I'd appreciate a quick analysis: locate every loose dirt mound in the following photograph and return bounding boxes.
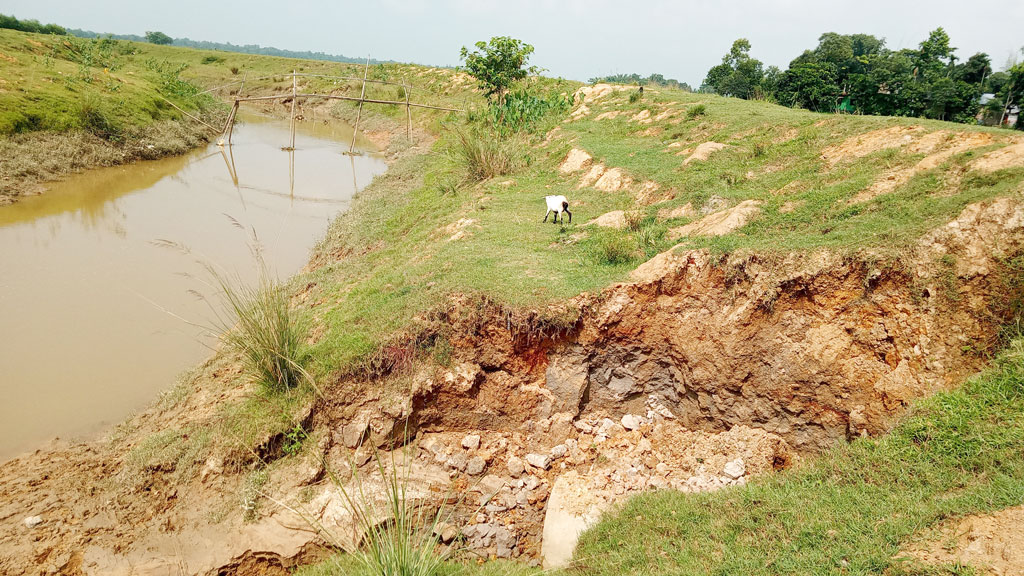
[578,164,606,188]
[594,110,624,121]
[821,125,923,167]
[559,148,593,173]
[669,199,761,238]
[573,84,631,104]
[443,218,479,241]
[907,506,1024,575]
[631,110,652,124]
[593,167,632,192]
[683,142,727,165]
[971,142,1024,172]
[588,211,626,228]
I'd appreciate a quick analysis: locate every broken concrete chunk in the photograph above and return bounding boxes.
[526,453,552,470]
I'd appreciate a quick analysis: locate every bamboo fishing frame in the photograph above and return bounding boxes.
[215,66,464,153]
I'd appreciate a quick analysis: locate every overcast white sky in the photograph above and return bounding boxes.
[5,0,1022,85]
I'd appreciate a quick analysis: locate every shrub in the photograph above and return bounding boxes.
[201,55,225,64]
[230,66,240,75]
[687,104,707,119]
[449,126,524,181]
[629,90,643,104]
[481,89,574,135]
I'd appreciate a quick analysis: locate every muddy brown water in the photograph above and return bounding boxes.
[0,114,387,462]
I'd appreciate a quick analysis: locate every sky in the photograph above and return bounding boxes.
[4,0,1022,86]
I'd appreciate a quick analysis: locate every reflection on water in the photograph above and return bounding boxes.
[0,113,388,461]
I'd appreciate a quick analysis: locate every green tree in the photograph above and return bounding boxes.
[459,36,537,104]
[145,31,173,45]
[701,38,766,99]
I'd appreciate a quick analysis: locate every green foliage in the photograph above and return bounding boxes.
[628,91,642,104]
[282,424,307,457]
[201,54,225,64]
[701,38,767,99]
[593,233,637,265]
[480,89,574,135]
[145,30,173,45]
[576,336,1024,575]
[765,29,993,123]
[0,13,65,35]
[686,104,707,119]
[459,36,537,103]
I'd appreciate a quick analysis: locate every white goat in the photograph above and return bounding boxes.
[543,195,572,224]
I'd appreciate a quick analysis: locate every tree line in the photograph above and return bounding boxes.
[0,13,66,35]
[701,29,1023,127]
[589,73,693,92]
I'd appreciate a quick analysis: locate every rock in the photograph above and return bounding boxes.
[669,199,762,239]
[526,453,552,470]
[636,438,652,454]
[507,456,526,478]
[560,148,593,173]
[545,351,590,415]
[723,458,746,479]
[495,526,516,558]
[23,516,42,529]
[596,418,617,436]
[434,521,459,543]
[342,419,369,448]
[573,420,593,434]
[541,472,609,569]
[462,434,481,451]
[447,452,469,472]
[467,456,486,476]
[550,444,568,460]
[621,414,642,431]
[525,475,542,491]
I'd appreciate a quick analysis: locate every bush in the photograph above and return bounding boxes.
[687,104,707,119]
[481,89,574,135]
[201,55,225,64]
[449,126,525,181]
[629,90,643,104]
[77,96,121,140]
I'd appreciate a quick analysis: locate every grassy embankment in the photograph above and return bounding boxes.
[0,27,471,202]
[244,82,1023,574]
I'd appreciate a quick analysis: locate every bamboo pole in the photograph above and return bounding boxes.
[226,100,240,144]
[349,56,370,153]
[288,70,297,150]
[156,95,221,134]
[403,75,412,144]
[238,72,247,98]
[233,93,462,112]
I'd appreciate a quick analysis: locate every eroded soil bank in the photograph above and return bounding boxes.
[1,195,1022,575]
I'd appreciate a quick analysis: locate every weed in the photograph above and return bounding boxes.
[241,466,269,522]
[201,55,225,64]
[752,141,768,158]
[448,125,525,181]
[629,90,643,104]
[282,424,308,457]
[687,104,707,119]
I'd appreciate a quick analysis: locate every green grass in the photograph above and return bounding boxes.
[571,336,1024,576]
[296,83,1024,381]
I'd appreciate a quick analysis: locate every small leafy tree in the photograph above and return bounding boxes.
[145,30,173,45]
[460,36,537,104]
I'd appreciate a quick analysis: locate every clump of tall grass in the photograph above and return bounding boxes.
[153,225,309,394]
[687,103,707,119]
[594,233,637,265]
[449,125,525,181]
[209,252,309,393]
